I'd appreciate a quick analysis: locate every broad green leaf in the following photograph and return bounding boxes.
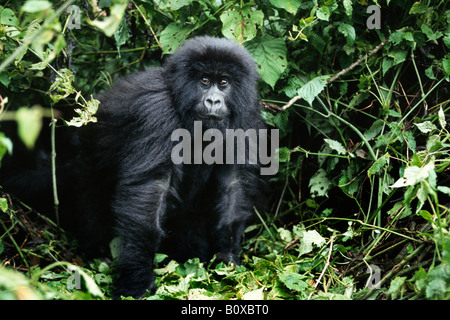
[153,0,194,11]
[160,22,192,55]
[0,198,8,213]
[16,106,43,149]
[324,138,347,155]
[421,24,443,41]
[337,23,355,46]
[245,35,287,88]
[409,1,428,14]
[21,0,52,13]
[298,229,326,256]
[390,162,434,188]
[278,271,310,291]
[368,154,389,175]
[387,276,406,299]
[414,121,437,133]
[364,119,385,140]
[220,5,263,43]
[0,8,19,26]
[242,287,265,300]
[309,168,331,197]
[316,6,330,21]
[298,76,328,106]
[268,0,302,14]
[88,0,128,37]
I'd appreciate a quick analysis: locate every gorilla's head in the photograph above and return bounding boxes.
[165,36,259,129]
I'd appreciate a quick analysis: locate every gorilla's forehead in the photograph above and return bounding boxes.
[166,36,257,81]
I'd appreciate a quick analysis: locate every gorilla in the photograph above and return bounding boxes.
[1,36,268,299]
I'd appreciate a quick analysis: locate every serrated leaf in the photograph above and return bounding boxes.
[414,121,437,133]
[245,35,287,88]
[368,154,389,175]
[309,168,331,197]
[324,138,347,155]
[268,0,302,14]
[390,162,434,188]
[278,272,310,291]
[298,230,326,256]
[160,22,192,55]
[220,5,263,43]
[298,76,328,106]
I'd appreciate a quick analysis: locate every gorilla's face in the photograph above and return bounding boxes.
[195,73,231,121]
[164,37,259,130]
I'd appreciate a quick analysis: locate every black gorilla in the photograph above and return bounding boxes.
[1,36,267,299]
[79,36,266,298]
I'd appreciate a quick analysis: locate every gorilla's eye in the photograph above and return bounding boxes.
[200,77,210,85]
[219,79,229,86]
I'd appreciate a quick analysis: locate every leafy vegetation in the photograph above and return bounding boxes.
[1,0,449,300]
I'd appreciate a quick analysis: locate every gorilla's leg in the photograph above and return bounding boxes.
[112,177,171,299]
[212,168,254,265]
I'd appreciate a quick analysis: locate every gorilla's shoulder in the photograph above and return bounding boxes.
[95,67,172,116]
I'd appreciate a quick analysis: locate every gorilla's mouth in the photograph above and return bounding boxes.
[197,111,226,121]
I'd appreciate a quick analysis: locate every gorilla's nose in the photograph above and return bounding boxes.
[204,94,223,112]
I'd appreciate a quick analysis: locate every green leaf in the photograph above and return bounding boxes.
[421,24,443,41]
[387,276,406,299]
[337,23,356,46]
[0,198,8,213]
[153,0,194,11]
[268,0,302,14]
[298,229,326,256]
[0,8,19,26]
[88,0,128,37]
[21,0,52,13]
[220,5,263,43]
[368,154,389,176]
[443,53,450,75]
[160,22,193,55]
[438,106,447,129]
[278,271,310,291]
[414,121,437,133]
[409,1,428,14]
[390,162,434,188]
[324,138,347,155]
[245,35,287,88]
[309,168,331,198]
[316,6,331,21]
[298,76,328,106]
[16,106,44,149]
[242,287,265,300]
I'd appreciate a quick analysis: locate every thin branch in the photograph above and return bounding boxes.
[308,235,334,300]
[280,38,389,111]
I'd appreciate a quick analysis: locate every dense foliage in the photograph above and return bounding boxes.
[0,0,449,300]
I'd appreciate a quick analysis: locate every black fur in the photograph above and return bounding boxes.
[1,36,266,299]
